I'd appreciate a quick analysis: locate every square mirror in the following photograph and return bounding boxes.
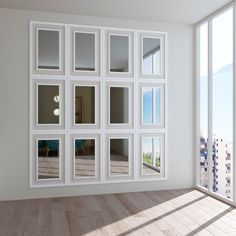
[37,139,60,180]
[142,37,161,75]
[109,35,129,73]
[142,86,162,126]
[109,138,129,176]
[142,137,161,175]
[37,29,60,70]
[74,139,95,178]
[37,84,60,125]
[74,86,95,124]
[74,32,95,72]
[110,87,129,124]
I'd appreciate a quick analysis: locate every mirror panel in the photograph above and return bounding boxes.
[110,35,129,73]
[142,137,161,175]
[110,139,129,176]
[38,29,60,70]
[37,139,60,180]
[38,85,60,124]
[75,86,95,124]
[74,32,95,71]
[74,139,95,178]
[110,87,129,124]
[142,37,161,75]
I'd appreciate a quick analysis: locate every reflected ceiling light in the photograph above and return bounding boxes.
[53,108,60,116]
[54,95,60,103]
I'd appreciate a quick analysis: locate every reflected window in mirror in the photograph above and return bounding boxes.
[142,87,161,125]
[142,137,161,175]
[74,86,95,124]
[110,87,129,124]
[37,29,60,70]
[110,35,129,73]
[74,139,95,178]
[37,85,60,124]
[142,37,161,75]
[74,32,95,71]
[109,138,129,176]
[37,139,60,180]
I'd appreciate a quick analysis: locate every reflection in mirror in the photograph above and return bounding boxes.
[110,87,129,124]
[37,139,60,180]
[38,30,60,70]
[75,86,95,124]
[75,32,95,71]
[142,88,153,124]
[142,87,161,125]
[38,85,60,124]
[110,139,129,176]
[110,35,129,73]
[74,139,95,177]
[155,88,161,124]
[142,37,161,75]
[142,137,161,175]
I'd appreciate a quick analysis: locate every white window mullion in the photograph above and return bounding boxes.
[233,3,236,203]
[208,19,213,192]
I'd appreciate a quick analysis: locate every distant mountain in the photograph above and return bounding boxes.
[215,63,232,75]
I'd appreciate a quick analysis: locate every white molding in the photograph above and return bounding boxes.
[29,21,168,188]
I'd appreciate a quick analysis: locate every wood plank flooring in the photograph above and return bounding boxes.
[1,189,236,236]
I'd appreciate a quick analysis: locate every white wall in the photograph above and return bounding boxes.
[0,7,194,201]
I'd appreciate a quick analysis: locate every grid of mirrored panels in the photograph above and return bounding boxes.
[30,22,166,187]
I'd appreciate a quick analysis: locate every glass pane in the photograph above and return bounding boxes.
[142,88,153,124]
[199,22,208,189]
[38,30,59,70]
[110,87,129,124]
[38,85,60,124]
[212,8,233,199]
[142,137,160,175]
[74,139,95,177]
[110,139,129,176]
[155,88,161,124]
[37,140,59,180]
[75,86,95,124]
[110,35,129,72]
[142,37,161,75]
[75,32,95,71]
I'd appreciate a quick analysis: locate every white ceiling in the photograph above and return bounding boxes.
[0,0,232,24]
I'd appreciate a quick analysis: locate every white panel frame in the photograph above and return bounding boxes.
[32,79,65,130]
[105,81,133,129]
[69,134,100,184]
[105,133,134,181]
[70,80,100,129]
[32,23,65,75]
[138,32,166,79]
[138,133,165,180]
[139,83,165,129]
[105,29,134,78]
[31,134,65,187]
[70,26,100,76]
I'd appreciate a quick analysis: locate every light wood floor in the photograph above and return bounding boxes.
[1,189,236,236]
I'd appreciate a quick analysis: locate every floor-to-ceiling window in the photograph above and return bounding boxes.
[197,6,234,201]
